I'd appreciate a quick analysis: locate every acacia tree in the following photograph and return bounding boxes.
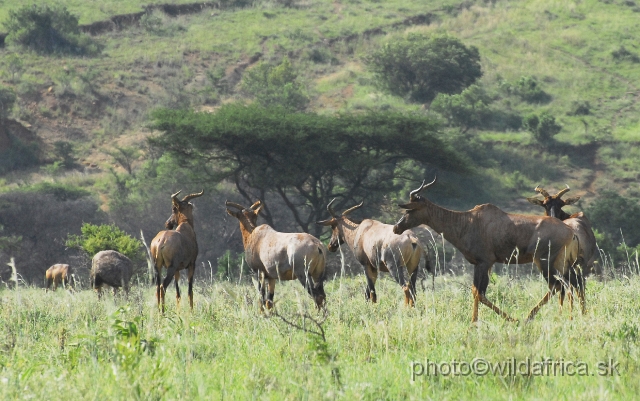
[368,33,482,104]
[149,103,467,236]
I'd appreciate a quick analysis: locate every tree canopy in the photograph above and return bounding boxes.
[367,33,482,104]
[149,103,467,235]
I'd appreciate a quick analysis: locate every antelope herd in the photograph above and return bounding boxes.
[44,178,596,324]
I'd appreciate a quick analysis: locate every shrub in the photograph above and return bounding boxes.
[66,223,144,266]
[523,112,562,143]
[431,85,490,133]
[0,86,16,119]
[586,191,640,249]
[511,76,552,104]
[22,182,90,201]
[0,136,39,174]
[240,57,309,111]
[53,141,76,169]
[367,33,482,104]
[3,4,99,55]
[611,46,640,63]
[567,100,591,116]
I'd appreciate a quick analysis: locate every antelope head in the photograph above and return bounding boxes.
[316,198,364,252]
[393,176,437,234]
[526,184,581,219]
[165,189,204,229]
[225,200,263,233]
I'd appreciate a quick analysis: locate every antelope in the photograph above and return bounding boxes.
[393,177,585,323]
[527,185,598,304]
[151,190,204,312]
[45,264,71,291]
[225,200,326,309]
[316,199,430,307]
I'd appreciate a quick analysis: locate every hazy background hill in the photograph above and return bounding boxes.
[1,0,639,284]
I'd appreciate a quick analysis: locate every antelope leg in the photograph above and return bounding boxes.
[473,286,519,323]
[526,283,561,321]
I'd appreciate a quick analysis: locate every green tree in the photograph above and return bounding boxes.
[66,223,144,265]
[106,146,141,175]
[367,33,482,104]
[523,112,562,143]
[149,103,467,236]
[3,4,97,54]
[5,53,23,83]
[240,57,310,111]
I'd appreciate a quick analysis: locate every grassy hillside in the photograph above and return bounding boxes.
[1,0,640,275]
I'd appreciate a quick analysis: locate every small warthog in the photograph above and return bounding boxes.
[45,263,71,291]
[90,250,133,298]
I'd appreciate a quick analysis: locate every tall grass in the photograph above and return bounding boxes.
[1,258,639,399]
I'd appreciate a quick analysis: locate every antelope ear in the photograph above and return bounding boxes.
[253,204,263,216]
[398,202,421,210]
[564,196,581,205]
[250,200,262,210]
[225,208,237,218]
[316,218,334,226]
[526,196,544,206]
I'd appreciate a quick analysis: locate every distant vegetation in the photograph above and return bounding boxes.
[0,0,639,280]
[3,4,99,55]
[66,223,144,267]
[367,33,482,104]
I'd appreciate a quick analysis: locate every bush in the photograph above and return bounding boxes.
[22,182,90,201]
[586,191,640,249]
[66,223,144,266]
[506,76,552,104]
[0,135,39,174]
[567,100,591,116]
[367,33,482,104]
[240,57,310,111]
[523,112,562,143]
[612,46,640,63]
[3,4,99,55]
[431,85,491,133]
[53,141,76,169]
[0,86,17,119]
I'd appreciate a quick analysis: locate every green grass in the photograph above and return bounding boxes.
[1,271,639,399]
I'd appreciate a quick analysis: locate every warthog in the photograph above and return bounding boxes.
[91,250,133,298]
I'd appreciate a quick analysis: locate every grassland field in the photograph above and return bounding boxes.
[1,262,640,400]
[2,1,640,398]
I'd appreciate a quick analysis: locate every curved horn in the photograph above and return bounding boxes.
[409,176,437,200]
[171,190,182,202]
[225,201,245,210]
[182,190,204,202]
[534,185,550,198]
[342,200,364,216]
[326,198,338,218]
[554,184,570,199]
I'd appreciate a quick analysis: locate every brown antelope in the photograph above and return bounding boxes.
[225,200,326,309]
[527,185,598,308]
[151,190,203,312]
[393,177,585,323]
[45,264,71,291]
[316,199,430,307]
